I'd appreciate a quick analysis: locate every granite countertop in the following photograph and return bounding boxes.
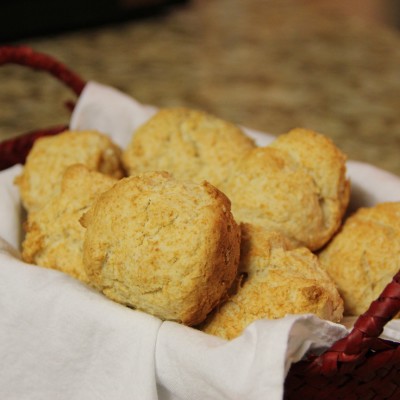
[1,0,400,175]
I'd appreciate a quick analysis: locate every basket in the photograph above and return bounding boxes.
[0,46,86,171]
[1,46,400,399]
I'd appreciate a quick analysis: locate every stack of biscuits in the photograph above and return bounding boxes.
[16,107,400,340]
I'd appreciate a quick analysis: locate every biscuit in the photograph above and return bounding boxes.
[221,128,349,250]
[21,164,118,283]
[121,107,255,187]
[80,171,241,326]
[319,202,400,316]
[15,130,124,213]
[201,223,344,340]
[270,128,350,240]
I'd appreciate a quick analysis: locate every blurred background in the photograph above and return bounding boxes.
[1,0,399,175]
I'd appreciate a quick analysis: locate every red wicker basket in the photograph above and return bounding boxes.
[0,46,86,171]
[1,46,400,399]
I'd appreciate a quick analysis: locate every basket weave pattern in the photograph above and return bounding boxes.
[1,46,400,400]
[284,271,400,398]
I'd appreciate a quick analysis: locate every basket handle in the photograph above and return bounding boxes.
[0,46,85,96]
[310,269,400,375]
[0,46,87,170]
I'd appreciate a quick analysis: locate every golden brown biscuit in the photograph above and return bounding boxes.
[270,128,350,239]
[121,107,255,187]
[15,130,124,213]
[22,164,118,283]
[201,224,344,340]
[80,171,241,326]
[319,202,400,316]
[221,128,349,250]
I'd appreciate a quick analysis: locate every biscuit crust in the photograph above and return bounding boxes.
[221,146,323,249]
[22,164,118,283]
[271,128,350,241]
[81,171,241,326]
[124,115,348,251]
[221,128,349,250]
[122,107,255,187]
[15,130,124,213]
[319,202,400,316]
[201,224,344,340]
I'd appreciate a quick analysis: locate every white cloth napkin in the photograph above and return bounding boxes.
[1,80,399,400]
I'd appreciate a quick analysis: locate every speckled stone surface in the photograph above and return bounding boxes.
[1,0,400,175]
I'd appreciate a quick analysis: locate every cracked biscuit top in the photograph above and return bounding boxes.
[21,164,118,283]
[221,128,350,250]
[121,107,255,188]
[201,223,344,340]
[80,171,241,326]
[319,201,400,316]
[15,130,124,213]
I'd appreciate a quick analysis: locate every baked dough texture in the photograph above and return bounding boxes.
[122,110,348,251]
[201,223,344,340]
[21,164,118,283]
[80,171,241,326]
[271,128,350,240]
[319,202,400,316]
[221,128,350,250]
[15,130,124,213]
[121,107,255,187]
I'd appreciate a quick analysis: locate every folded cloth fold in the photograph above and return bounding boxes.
[1,81,399,400]
[155,316,347,400]
[0,164,23,248]
[70,81,158,149]
[0,242,162,400]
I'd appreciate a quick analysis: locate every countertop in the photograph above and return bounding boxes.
[1,0,400,176]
